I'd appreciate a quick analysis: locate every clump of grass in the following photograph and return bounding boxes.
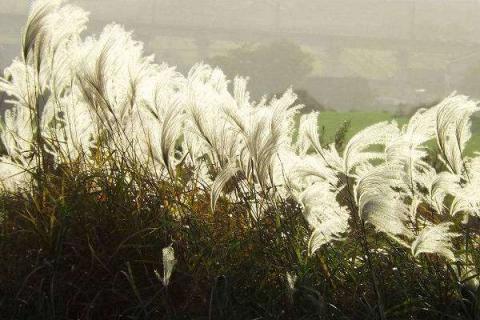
[0,1,479,319]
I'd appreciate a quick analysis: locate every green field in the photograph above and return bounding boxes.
[316,111,480,155]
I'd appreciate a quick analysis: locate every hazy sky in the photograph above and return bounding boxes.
[2,0,480,111]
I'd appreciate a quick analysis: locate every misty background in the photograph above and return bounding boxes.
[2,0,480,114]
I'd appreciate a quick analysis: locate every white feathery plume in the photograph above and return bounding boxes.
[385,110,441,221]
[403,102,440,144]
[411,222,459,261]
[299,182,350,255]
[0,97,35,158]
[286,272,297,291]
[296,112,318,156]
[343,121,400,175]
[22,0,61,62]
[240,89,299,188]
[295,112,344,173]
[161,245,176,287]
[434,94,479,175]
[141,96,185,175]
[184,64,239,169]
[0,157,32,192]
[447,155,480,217]
[417,168,450,214]
[21,0,88,92]
[286,272,297,302]
[43,2,89,51]
[354,164,413,243]
[0,60,37,111]
[211,162,240,212]
[385,135,430,191]
[299,111,322,153]
[291,154,339,189]
[232,76,250,109]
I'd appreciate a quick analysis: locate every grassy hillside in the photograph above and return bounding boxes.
[316,111,407,141]
[317,111,480,155]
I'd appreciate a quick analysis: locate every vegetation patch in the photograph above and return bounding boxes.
[0,1,479,319]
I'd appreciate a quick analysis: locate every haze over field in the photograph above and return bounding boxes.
[2,0,480,111]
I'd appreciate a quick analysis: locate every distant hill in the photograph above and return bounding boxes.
[299,76,375,111]
[294,89,326,113]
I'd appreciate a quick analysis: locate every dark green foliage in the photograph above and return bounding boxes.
[334,120,351,152]
[0,161,478,320]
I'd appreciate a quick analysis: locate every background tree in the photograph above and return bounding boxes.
[209,40,314,98]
